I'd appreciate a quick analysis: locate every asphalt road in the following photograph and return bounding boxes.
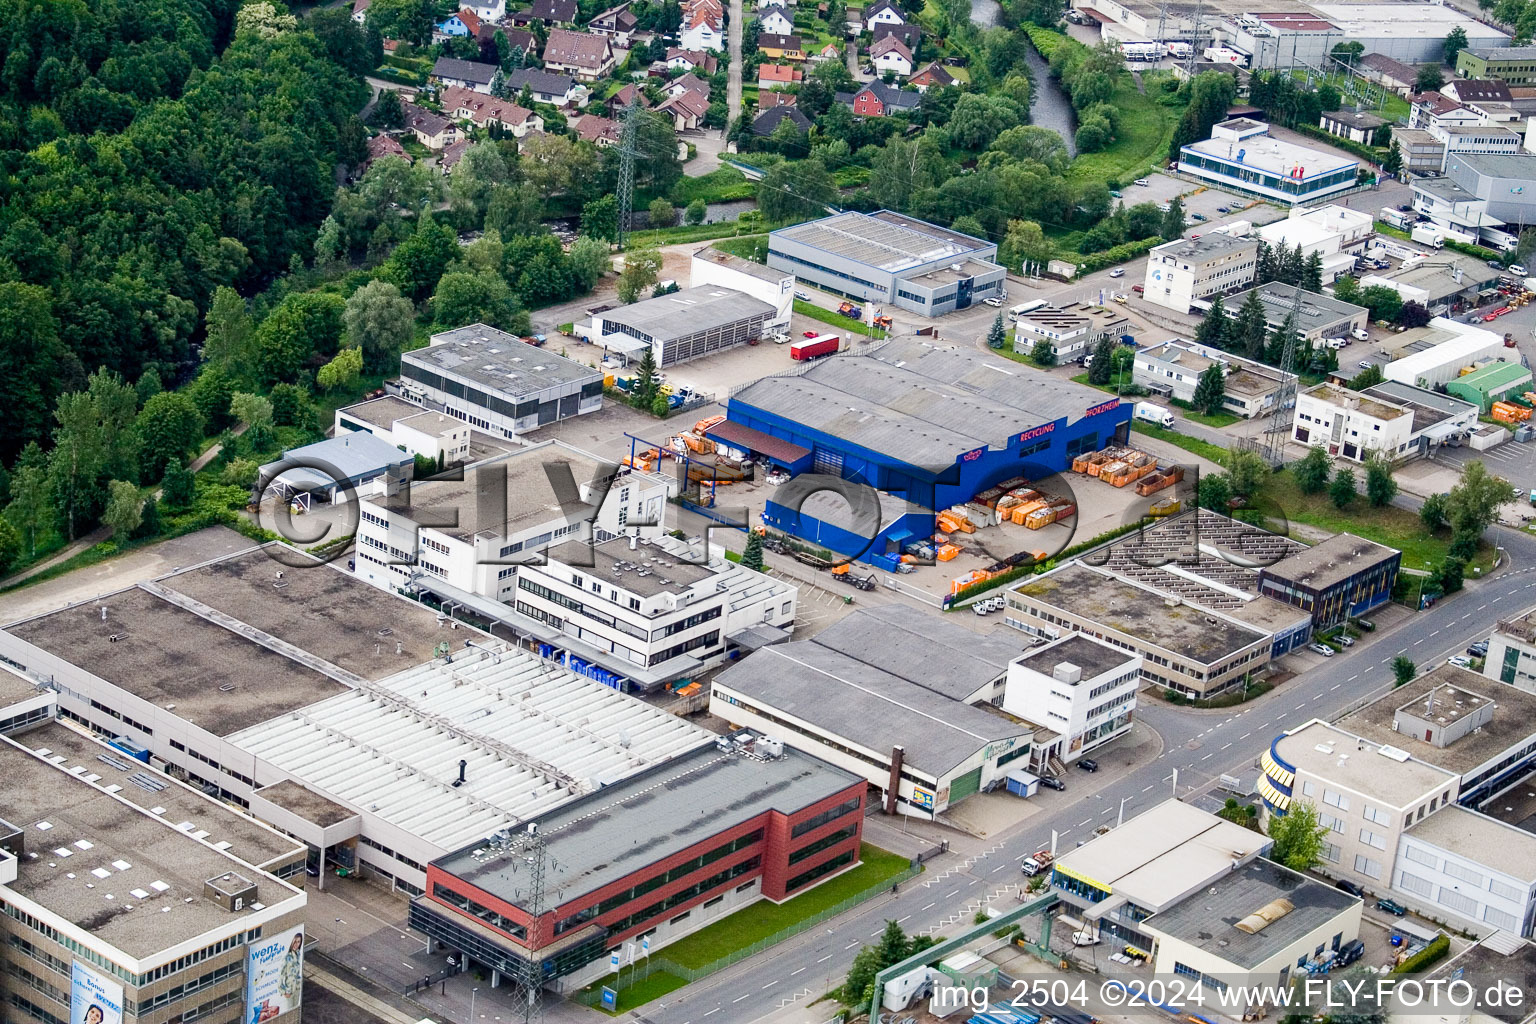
[640,524,1536,1024]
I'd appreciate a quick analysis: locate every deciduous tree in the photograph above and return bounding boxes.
[316,347,364,392]
[1364,455,1398,507]
[1267,801,1327,870]
[135,392,204,483]
[1330,466,1357,509]
[344,280,417,372]
[1294,445,1332,495]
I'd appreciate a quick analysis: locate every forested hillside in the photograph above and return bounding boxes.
[0,0,372,461]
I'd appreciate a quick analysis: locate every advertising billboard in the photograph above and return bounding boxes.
[71,961,124,1024]
[246,925,305,1023]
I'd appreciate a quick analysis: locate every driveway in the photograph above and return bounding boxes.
[727,0,744,124]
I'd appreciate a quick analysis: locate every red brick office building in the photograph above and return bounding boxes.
[410,738,867,989]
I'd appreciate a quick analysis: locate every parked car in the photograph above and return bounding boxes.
[794,290,811,301]
[1336,878,1366,898]
[983,296,1003,307]
[1039,776,1067,791]
[1188,233,1200,239]
[1216,206,1230,214]
[1113,293,1128,303]
[1336,939,1366,967]
[1108,267,1126,278]
[1468,641,1489,657]
[1358,360,1374,369]
[1109,190,1123,198]
[1135,178,1150,186]
[1513,263,1527,276]
[1376,897,1408,916]
[1132,284,1145,294]
[803,330,819,337]
[1449,655,1473,668]
[1190,212,1207,221]
[1310,643,1335,657]
[1355,619,1375,632]
[1338,635,1355,647]
[1077,758,1100,772]
[1488,258,1505,269]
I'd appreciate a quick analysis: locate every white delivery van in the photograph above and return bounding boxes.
[1134,401,1175,428]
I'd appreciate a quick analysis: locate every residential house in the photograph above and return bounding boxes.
[435,8,483,40]
[681,0,724,51]
[761,90,798,107]
[667,71,712,98]
[758,63,804,89]
[758,32,805,59]
[505,67,587,106]
[909,60,955,91]
[605,83,649,117]
[361,133,408,172]
[431,57,500,93]
[381,37,401,54]
[403,104,459,150]
[657,88,710,129]
[590,2,639,45]
[871,22,920,49]
[1441,79,1514,105]
[500,27,539,59]
[753,104,812,135]
[439,138,470,174]
[816,42,842,61]
[352,0,370,22]
[442,86,545,136]
[465,0,507,20]
[530,0,579,23]
[1410,91,1482,132]
[835,81,919,116]
[1358,53,1418,96]
[666,47,719,73]
[863,0,906,32]
[760,2,795,35]
[573,113,623,146]
[869,34,913,77]
[543,28,617,81]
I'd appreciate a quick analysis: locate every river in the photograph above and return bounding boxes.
[969,0,1079,158]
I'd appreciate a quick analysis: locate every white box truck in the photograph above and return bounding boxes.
[1134,401,1175,428]
[1411,225,1446,248]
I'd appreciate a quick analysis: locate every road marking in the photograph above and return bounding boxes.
[734,995,750,1003]
[1277,712,1288,720]
[1240,732,1251,739]
[1142,784,1154,792]
[1348,675,1358,682]
[1480,604,1489,611]
[705,1009,720,1017]
[921,903,936,911]
[945,889,961,898]
[993,864,1008,873]
[845,941,858,949]
[1201,752,1213,760]
[1077,818,1091,826]
[792,967,806,977]
[1429,630,1439,638]
[1331,684,1341,691]
[1294,703,1306,710]
[899,915,912,923]
[763,981,778,990]
[1221,742,1232,750]
[818,955,833,963]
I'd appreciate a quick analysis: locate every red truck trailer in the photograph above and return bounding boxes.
[790,334,840,361]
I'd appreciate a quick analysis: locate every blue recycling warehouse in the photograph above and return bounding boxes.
[709,338,1132,564]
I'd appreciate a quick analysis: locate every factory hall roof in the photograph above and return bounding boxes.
[1261,532,1399,591]
[730,338,1120,476]
[1423,937,1536,1024]
[770,210,994,275]
[1229,281,1368,332]
[1337,665,1536,776]
[596,286,775,344]
[714,641,1032,776]
[226,642,714,853]
[404,324,602,399]
[1143,857,1360,970]
[1183,130,1357,178]
[0,733,302,961]
[438,743,862,911]
[809,604,1024,700]
[692,245,790,284]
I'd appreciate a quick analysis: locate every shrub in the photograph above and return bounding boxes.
[1393,934,1450,974]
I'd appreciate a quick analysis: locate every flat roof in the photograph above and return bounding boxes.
[1304,381,1408,420]
[770,210,993,275]
[1363,381,1477,432]
[1262,532,1399,592]
[1451,360,1532,389]
[1184,132,1356,177]
[339,395,427,429]
[1323,109,1387,129]
[1143,857,1359,970]
[1425,938,1536,1024]
[544,536,718,597]
[1451,151,1536,178]
[19,721,305,873]
[0,733,299,960]
[1053,800,1271,910]
[730,338,1120,477]
[1406,806,1536,881]
[438,743,862,911]
[597,286,775,345]
[714,641,1032,776]
[1230,282,1367,332]
[404,324,602,400]
[1018,633,1138,680]
[0,667,45,708]
[1313,1,1506,40]
[1153,232,1259,262]
[1011,563,1272,664]
[398,410,467,436]
[1337,665,1536,775]
[256,780,356,828]
[1468,44,1536,58]
[1274,720,1456,807]
[809,605,1024,700]
[259,430,413,489]
[227,643,714,852]
[692,245,790,285]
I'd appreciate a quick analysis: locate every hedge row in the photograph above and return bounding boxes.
[1077,236,1163,274]
[1291,122,1384,163]
[371,66,427,87]
[1392,934,1450,974]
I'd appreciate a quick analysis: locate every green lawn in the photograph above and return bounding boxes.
[399,136,433,161]
[713,234,769,262]
[580,971,689,1015]
[1129,421,1229,463]
[1170,399,1243,427]
[660,844,913,970]
[794,299,887,338]
[1067,73,1183,186]
[624,219,754,249]
[669,167,754,205]
[1070,370,1136,395]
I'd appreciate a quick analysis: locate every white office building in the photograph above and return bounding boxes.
[1141,232,1259,313]
[1395,806,1536,937]
[689,246,795,332]
[1002,634,1140,771]
[1134,339,1291,418]
[353,440,671,602]
[336,395,473,466]
[513,535,799,690]
[1256,204,1374,284]
[1177,118,1359,206]
[1484,605,1536,694]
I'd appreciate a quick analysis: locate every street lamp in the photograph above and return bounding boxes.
[1117,795,1131,827]
[470,986,479,1023]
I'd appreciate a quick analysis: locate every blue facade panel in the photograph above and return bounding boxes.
[762,502,934,569]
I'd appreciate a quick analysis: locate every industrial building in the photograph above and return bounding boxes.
[1445,360,1534,412]
[690,246,795,331]
[510,535,799,690]
[1392,128,1448,176]
[1382,318,1508,388]
[1255,204,1374,284]
[1413,154,1536,245]
[1484,604,1536,693]
[724,338,1131,564]
[1310,2,1507,63]
[1141,858,1362,989]
[710,605,1033,819]
[1133,339,1292,418]
[398,324,604,437]
[1002,634,1140,770]
[352,440,671,603]
[1048,799,1272,956]
[766,211,1006,317]
[1254,532,1400,629]
[1458,44,1536,84]
[1221,282,1368,343]
[0,691,308,1024]
[258,431,416,507]
[336,396,474,466]
[1141,231,1259,314]
[1292,380,1479,460]
[1395,806,1536,936]
[1010,303,1130,363]
[587,286,775,367]
[1318,108,1388,145]
[413,739,866,989]
[1177,119,1359,206]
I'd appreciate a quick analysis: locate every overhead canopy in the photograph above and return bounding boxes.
[706,420,812,469]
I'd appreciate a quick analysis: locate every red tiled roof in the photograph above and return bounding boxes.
[454,8,482,34]
[441,85,537,126]
[759,63,803,83]
[543,27,613,68]
[869,34,911,60]
[573,113,622,143]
